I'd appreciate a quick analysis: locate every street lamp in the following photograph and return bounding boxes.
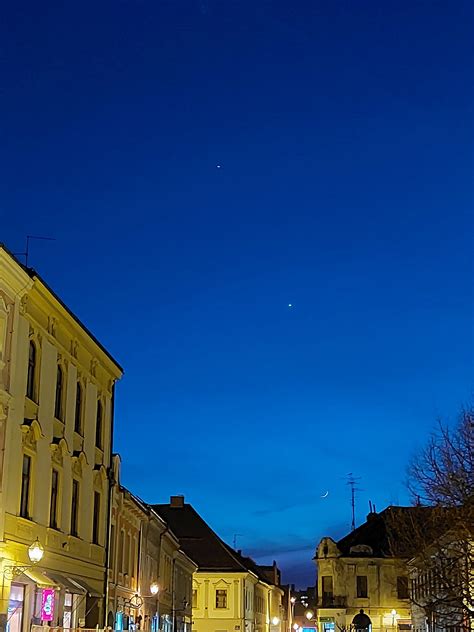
[150,582,160,632]
[272,617,280,626]
[305,611,314,621]
[391,610,397,630]
[28,538,44,563]
[3,538,44,579]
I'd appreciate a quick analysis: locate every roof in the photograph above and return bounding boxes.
[337,506,434,558]
[0,243,123,373]
[152,502,278,585]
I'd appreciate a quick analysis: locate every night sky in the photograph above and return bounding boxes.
[2,1,473,586]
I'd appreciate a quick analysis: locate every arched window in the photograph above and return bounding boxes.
[54,365,64,420]
[95,400,103,449]
[74,382,83,434]
[26,341,36,400]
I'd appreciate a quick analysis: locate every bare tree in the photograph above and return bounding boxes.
[388,408,474,630]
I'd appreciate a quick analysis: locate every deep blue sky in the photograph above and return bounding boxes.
[2,0,473,586]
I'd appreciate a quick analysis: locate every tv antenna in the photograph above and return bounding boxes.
[346,473,362,531]
[14,235,56,267]
[233,534,242,550]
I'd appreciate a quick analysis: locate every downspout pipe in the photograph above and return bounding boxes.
[103,381,117,627]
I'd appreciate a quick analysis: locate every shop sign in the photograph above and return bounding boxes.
[41,588,55,621]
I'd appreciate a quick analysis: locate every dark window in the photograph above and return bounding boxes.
[118,530,124,573]
[74,382,82,434]
[26,341,36,400]
[397,576,409,599]
[216,589,227,608]
[55,365,64,420]
[71,479,79,536]
[322,575,333,597]
[50,468,59,528]
[357,575,368,598]
[95,400,103,449]
[92,492,100,544]
[110,524,115,569]
[20,455,31,518]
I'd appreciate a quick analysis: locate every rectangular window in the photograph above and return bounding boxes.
[192,589,197,608]
[20,455,31,519]
[50,469,59,528]
[356,575,368,598]
[397,576,409,599]
[71,479,79,536]
[110,524,115,570]
[322,575,333,596]
[215,589,227,609]
[92,492,100,544]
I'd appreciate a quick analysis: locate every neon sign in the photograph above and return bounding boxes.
[41,588,55,621]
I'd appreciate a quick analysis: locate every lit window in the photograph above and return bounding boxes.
[192,589,197,608]
[216,589,227,609]
[26,341,37,401]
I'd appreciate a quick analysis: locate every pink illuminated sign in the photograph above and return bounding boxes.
[41,588,55,621]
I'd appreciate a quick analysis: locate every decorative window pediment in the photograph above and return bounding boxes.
[71,450,88,477]
[213,578,231,587]
[50,437,69,467]
[21,419,43,450]
[93,464,107,489]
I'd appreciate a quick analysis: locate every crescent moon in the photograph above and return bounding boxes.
[321,491,329,498]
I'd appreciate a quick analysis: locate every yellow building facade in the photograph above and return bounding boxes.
[108,459,196,632]
[192,570,283,632]
[152,497,283,632]
[315,509,412,632]
[0,245,122,632]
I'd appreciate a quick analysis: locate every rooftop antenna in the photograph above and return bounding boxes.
[233,534,242,550]
[14,235,56,267]
[346,473,362,531]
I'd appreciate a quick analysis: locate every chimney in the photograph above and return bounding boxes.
[170,495,184,508]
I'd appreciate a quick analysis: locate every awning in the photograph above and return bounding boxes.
[46,572,86,594]
[68,577,102,598]
[22,569,58,587]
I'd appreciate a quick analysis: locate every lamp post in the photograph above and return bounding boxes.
[150,582,160,632]
[391,610,397,632]
[289,597,296,632]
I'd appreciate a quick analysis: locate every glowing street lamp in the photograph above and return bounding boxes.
[28,538,44,564]
[305,611,314,621]
[150,582,160,595]
[272,617,280,626]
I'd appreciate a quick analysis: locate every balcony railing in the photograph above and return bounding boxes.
[318,595,347,608]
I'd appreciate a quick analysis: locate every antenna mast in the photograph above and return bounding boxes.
[14,235,56,267]
[233,534,242,550]
[347,473,361,531]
